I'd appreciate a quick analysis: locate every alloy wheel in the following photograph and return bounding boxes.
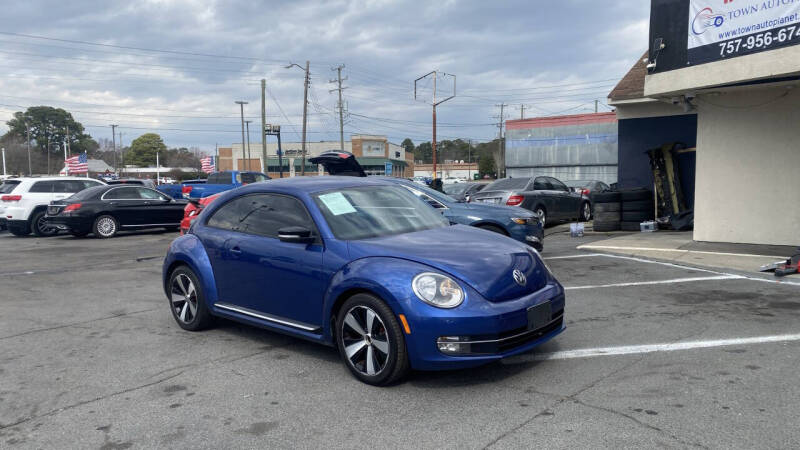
[341,305,390,376]
[171,273,198,324]
[536,208,546,227]
[582,203,592,221]
[36,215,57,236]
[96,217,116,237]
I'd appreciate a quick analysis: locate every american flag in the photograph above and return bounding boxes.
[201,156,215,174]
[65,152,89,174]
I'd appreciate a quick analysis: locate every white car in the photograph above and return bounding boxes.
[0,177,105,236]
[442,177,465,185]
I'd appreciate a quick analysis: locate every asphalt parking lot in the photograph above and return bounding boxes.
[1,230,799,449]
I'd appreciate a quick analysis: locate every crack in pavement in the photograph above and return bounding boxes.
[482,355,646,449]
[0,308,159,341]
[0,371,185,431]
[0,341,297,431]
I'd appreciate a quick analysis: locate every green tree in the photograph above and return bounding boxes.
[126,133,167,167]
[4,106,98,157]
[401,138,414,156]
[414,141,433,163]
[478,154,497,178]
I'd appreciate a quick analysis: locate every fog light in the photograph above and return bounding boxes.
[437,336,472,355]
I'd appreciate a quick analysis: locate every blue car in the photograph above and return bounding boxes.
[163,177,565,385]
[383,178,544,251]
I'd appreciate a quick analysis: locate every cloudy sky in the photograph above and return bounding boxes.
[0,0,649,152]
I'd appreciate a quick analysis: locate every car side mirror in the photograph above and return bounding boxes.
[278,226,315,244]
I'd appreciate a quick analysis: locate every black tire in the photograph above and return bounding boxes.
[622,200,654,212]
[621,221,642,232]
[335,293,409,386]
[579,202,592,222]
[591,191,621,203]
[70,231,90,238]
[594,202,621,213]
[7,223,30,236]
[167,266,214,331]
[620,188,651,202]
[31,210,58,237]
[622,211,653,222]
[593,221,620,232]
[594,211,621,223]
[93,215,119,238]
[478,224,508,236]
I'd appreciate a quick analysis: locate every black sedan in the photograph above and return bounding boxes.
[45,185,187,238]
[469,176,590,227]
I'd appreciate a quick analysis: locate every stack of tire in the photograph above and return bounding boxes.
[591,191,622,232]
[620,188,654,232]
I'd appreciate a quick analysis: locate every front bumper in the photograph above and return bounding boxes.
[401,281,565,370]
[508,222,544,250]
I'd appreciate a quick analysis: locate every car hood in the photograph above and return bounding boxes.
[347,225,548,302]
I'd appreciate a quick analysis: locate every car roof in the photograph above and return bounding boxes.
[14,176,104,182]
[237,175,392,195]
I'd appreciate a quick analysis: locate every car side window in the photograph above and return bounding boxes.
[136,188,168,200]
[533,177,551,191]
[548,178,569,192]
[104,187,140,200]
[207,194,317,239]
[29,181,55,193]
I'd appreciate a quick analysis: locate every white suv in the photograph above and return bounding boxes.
[1,177,105,236]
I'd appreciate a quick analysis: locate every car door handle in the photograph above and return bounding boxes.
[230,246,242,255]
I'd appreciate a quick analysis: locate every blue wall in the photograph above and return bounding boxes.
[618,114,697,207]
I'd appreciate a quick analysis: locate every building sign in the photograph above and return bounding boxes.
[384,162,393,176]
[688,0,800,64]
[362,141,385,157]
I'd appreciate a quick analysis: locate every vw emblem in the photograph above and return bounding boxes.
[513,269,527,286]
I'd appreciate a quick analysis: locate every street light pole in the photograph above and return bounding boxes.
[235,101,248,172]
[25,123,32,175]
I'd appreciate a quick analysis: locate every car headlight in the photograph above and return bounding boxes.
[412,273,464,308]
[511,217,532,225]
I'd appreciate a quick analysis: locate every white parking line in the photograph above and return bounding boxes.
[564,275,742,291]
[503,334,800,364]
[545,254,605,260]
[575,244,787,260]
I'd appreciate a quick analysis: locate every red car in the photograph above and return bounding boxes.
[179,193,220,235]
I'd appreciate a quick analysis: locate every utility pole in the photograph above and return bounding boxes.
[301,61,309,176]
[119,132,124,174]
[595,99,599,113]
[519,104,528,120]
[330,64,348,152]
[495,103,507,178]
[261,79,267,173]
[245,120,252,171]
[285,61,311,176]
[414,70,456,181]
[110,124,118,173]
[46,124,50,175]
[25,123,31,175]
[235,101,248,172]
[65,125,70,157]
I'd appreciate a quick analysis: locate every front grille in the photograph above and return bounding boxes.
[465,309,564,355]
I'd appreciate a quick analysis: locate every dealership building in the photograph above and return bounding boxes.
[217,135,413,178]
[608,0,800,246]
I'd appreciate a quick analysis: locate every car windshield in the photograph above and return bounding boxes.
[239,173,269,183]
[313,186,448,240]
[0,180,20,193]
[485,178,529,191]
[443,184,470,195]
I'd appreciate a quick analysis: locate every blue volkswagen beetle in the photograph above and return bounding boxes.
[163,176,565,385]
